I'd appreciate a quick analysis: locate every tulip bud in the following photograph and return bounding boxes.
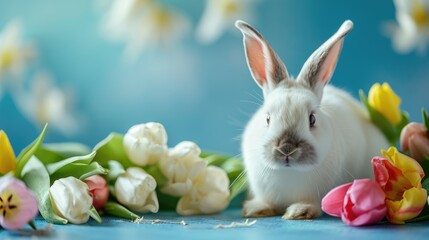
[123,122,168,166]
[115,167,159,213]
[368,82,402,125]
[50,177,93,224]
[400,122,429,162]
[159,141,207,197]
[322,179,386,226]
[177,166,230,215]
[84,175,109,211]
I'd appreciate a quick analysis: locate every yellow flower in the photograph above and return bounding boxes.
[368,82,402,125]
[372,147,427,224]
[0,131,16,174]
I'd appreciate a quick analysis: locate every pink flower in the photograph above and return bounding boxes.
[84,175,109,211]
[400,122,429,162]
[322,179,386,226]
[0,175,38,230]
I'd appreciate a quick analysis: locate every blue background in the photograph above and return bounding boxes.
[1,0,428,155]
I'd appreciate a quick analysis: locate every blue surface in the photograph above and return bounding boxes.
[2,209,429,240]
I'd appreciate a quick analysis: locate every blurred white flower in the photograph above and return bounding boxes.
[123,122,168,166]
[384,0,429,54]
[159,141,207,197]
[50,177,93,224]
[12,71,81,136]
[102,0,191,60]
[0,20,36,97]
[115,167,159,213]
[196,0,256,44]
[177,166,230,215]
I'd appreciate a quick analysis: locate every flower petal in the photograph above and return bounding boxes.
[321,182,352,217]
[408,134,429,162]
[342,205,386,226]
[0,131,16,174]
[382,147,424,187]
[386,187,428,224]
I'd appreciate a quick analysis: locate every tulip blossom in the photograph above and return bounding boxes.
[159,141,207,197]
[0,130,16,175]
[196,0,255,44]
[123,122,168,166]
[321,179,386,226]
[368,82,402,125]
[384,0,429,54]
[50,177,93,224]
[101,0,190,60]
[115,167,159,213]
[0,175,38,230]
[372,147,427,224]
[400,122,429,162]
[84,175,109,211]
[177,166,230,215]
[13,71,81,137]
[0,20,35,80]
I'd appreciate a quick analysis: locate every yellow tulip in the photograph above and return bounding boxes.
[368,82,402,125]
[0,130,16,174]
[372,147,427,224]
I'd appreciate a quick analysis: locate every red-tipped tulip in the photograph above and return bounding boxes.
[84,175,109,211]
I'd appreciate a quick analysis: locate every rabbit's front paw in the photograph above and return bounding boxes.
[242,199,278,218]
[282,203,321,220]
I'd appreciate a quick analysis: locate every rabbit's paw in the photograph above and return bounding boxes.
[282,203,321,220]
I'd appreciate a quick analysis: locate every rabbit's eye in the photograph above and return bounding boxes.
[309,113,316,127]
[266,113,271,126]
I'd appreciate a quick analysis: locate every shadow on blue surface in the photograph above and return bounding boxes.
[2,209,429,240]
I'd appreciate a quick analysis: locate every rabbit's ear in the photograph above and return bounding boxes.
[297,20,353,98]
[235,20,289,94]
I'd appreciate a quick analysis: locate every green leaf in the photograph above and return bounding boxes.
[202,152,231,166]
[422,177,429,192]
[15,124,48,178]
[46,151,97,175]
[229,170,248,200]
[107,160,125,184]
[93,133,133,169]
[88,207,102,223]
[21,156,67,224]
[157,189,179,211]
[103,202,140,221]
[359,91,399,145]
[423,108,429,137]
[50,162,108,182]
[35,143,91,165]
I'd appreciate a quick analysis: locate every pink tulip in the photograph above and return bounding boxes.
[0,175,38,230]
[400,122,429,162]
[84,175,109,211]
[322,179,386,226]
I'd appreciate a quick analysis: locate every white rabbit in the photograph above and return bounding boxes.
[236,20,389,219]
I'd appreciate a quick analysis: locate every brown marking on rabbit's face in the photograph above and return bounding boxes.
[265,129,317,167]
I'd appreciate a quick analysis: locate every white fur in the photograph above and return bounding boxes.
[242,85,388,216]
[237,20,389,218]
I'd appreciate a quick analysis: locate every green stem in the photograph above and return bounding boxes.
[88,206,102,223]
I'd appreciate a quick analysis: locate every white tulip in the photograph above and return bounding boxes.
[159,141,207,197]
[177,166,230,215]
[115,167,159,213]
[49,177,93,224]
[123,122,168,166]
